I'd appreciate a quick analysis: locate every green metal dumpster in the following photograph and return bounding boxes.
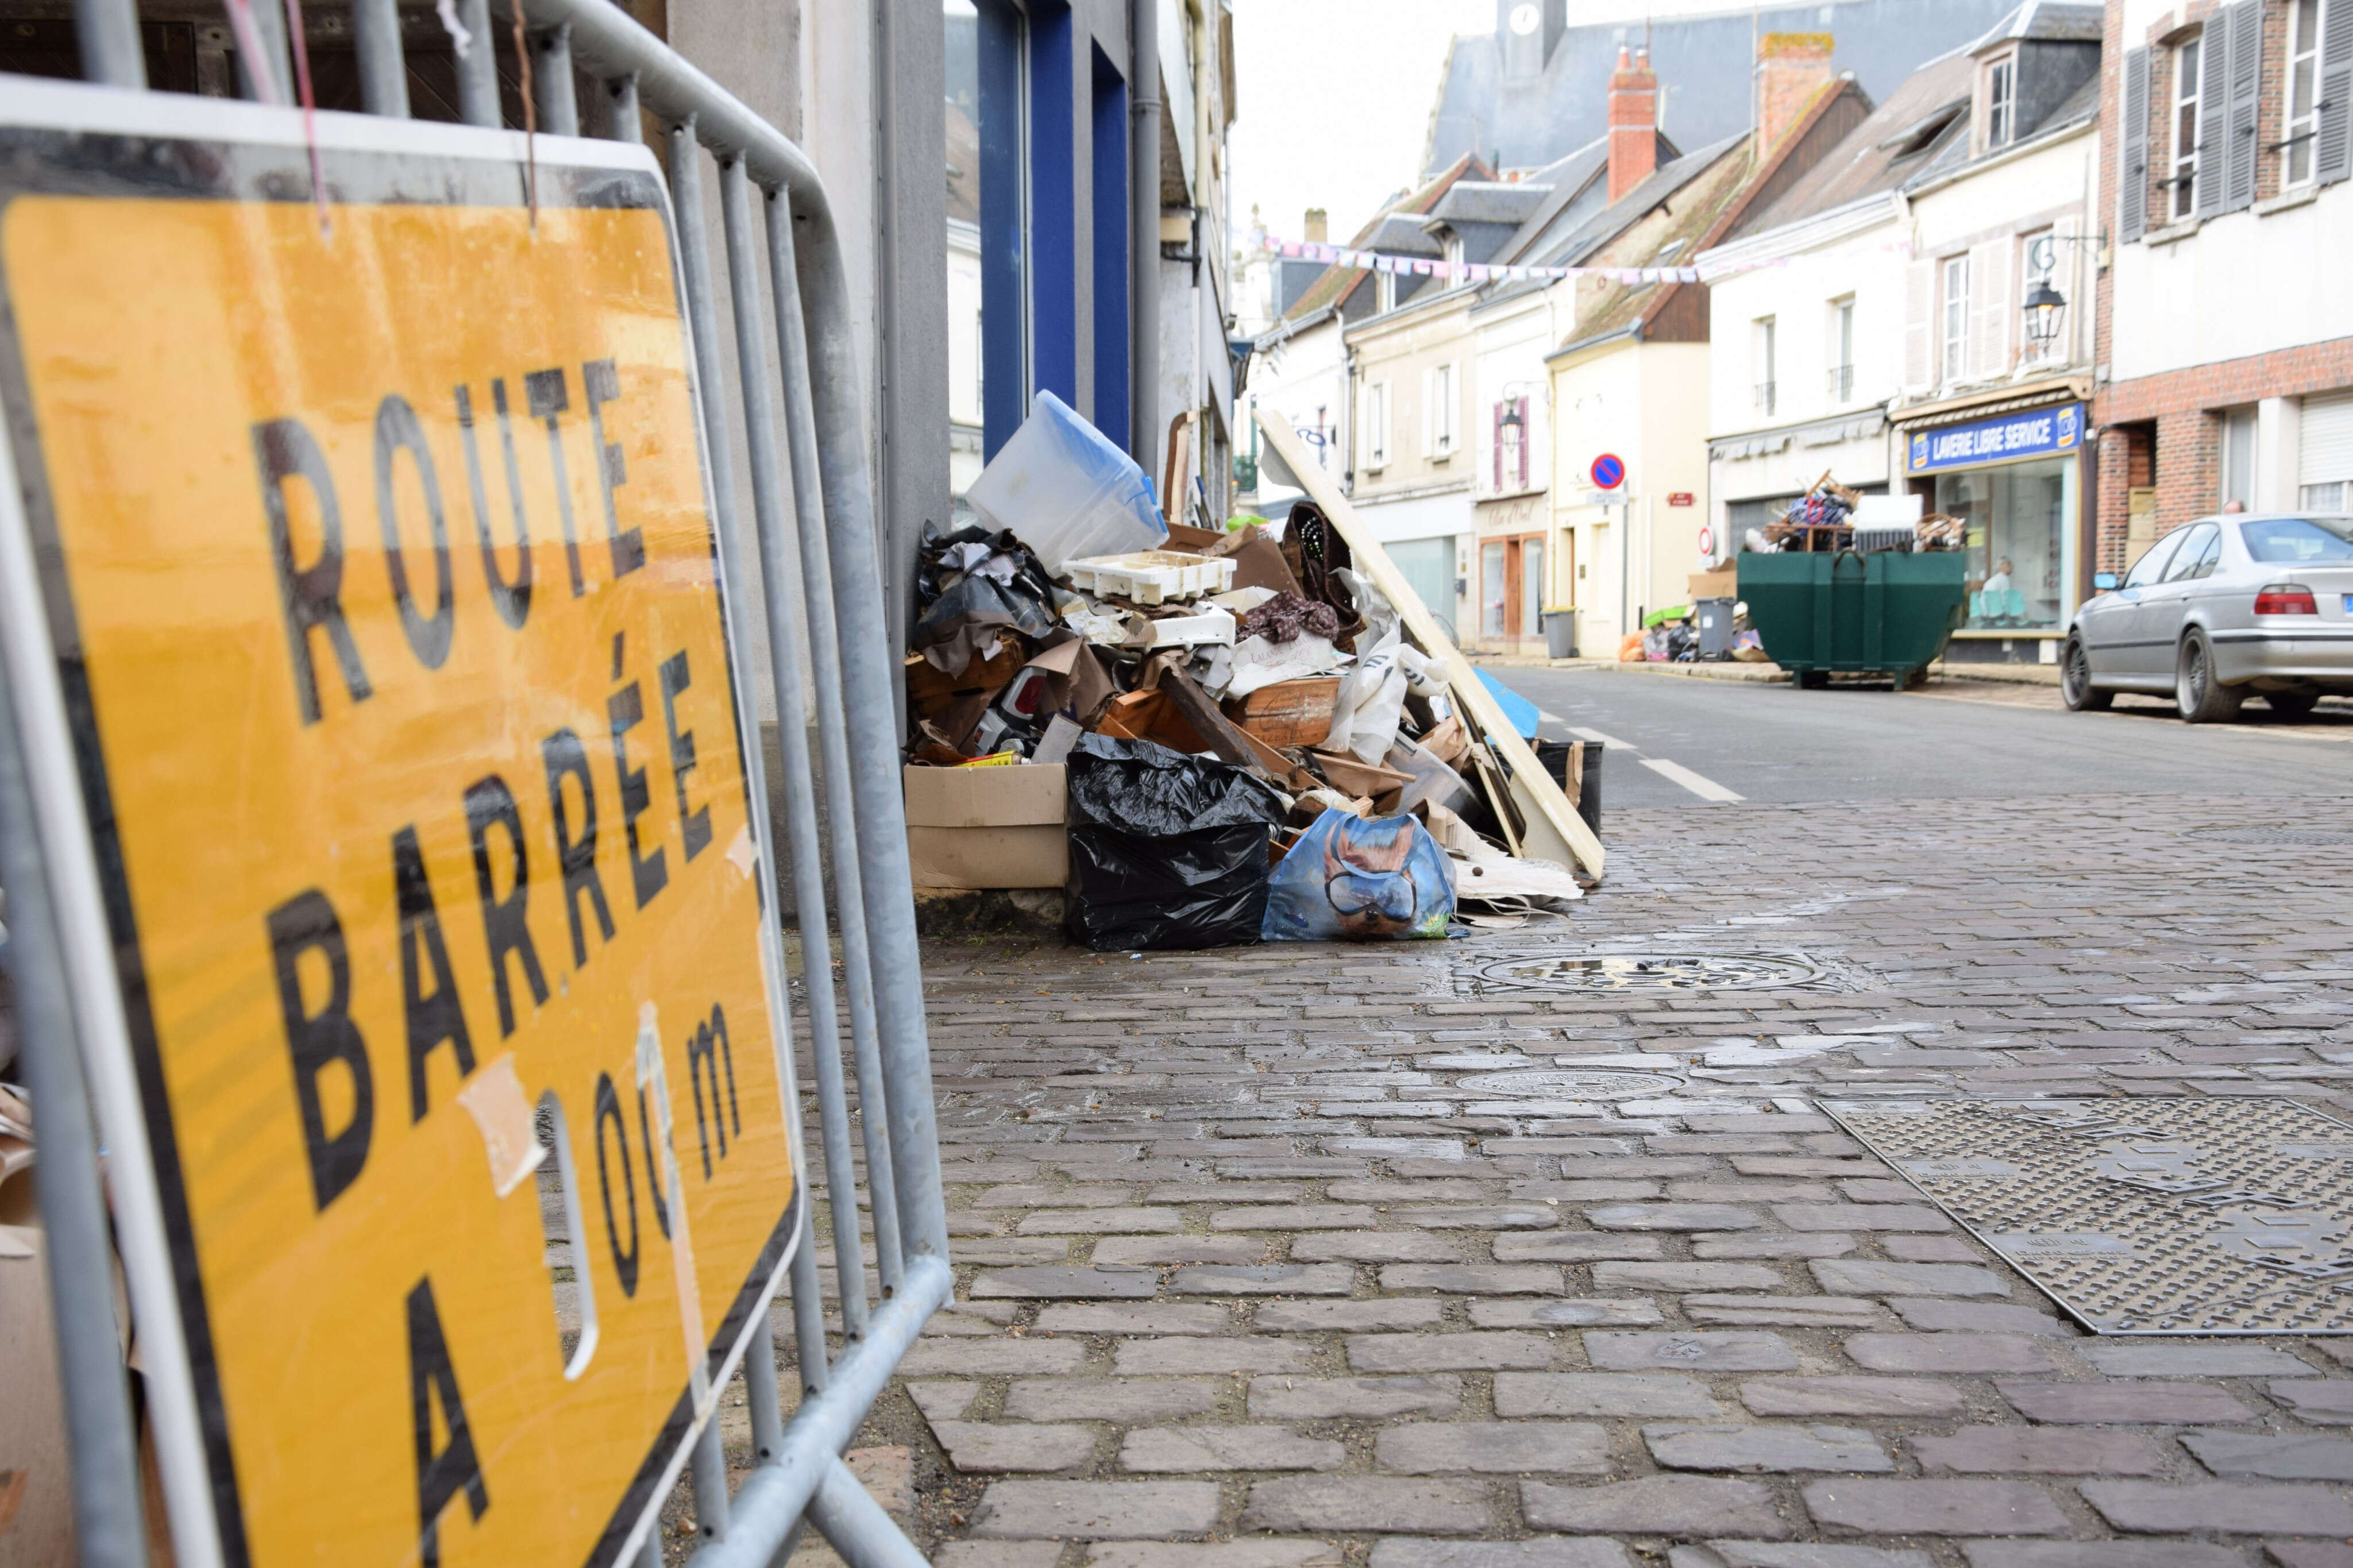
[1737,549,1968,687]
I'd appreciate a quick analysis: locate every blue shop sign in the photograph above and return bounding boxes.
[1907,402,2083,473]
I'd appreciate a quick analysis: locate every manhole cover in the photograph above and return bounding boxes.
[1471,952,1829,992]
[1825,1098,2353,1334]
[1456,1068,1683,1099]
[2182,826,2353,846]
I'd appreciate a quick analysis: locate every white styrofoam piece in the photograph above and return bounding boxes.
[1144,607,1237,648]
[1063,550,1238,604]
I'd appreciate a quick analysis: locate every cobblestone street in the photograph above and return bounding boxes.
[779,789,2353,1568]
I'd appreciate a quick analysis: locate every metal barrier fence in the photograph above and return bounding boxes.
[0,1,950,1563]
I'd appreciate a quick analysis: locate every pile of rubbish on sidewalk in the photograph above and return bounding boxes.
[903,392,1590,951]
[1739,473,1965,555]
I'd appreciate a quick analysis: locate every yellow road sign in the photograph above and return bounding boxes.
[0,95,798,1567]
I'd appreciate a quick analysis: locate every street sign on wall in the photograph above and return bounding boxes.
[1590,453,1626,490]
[0,87,799,1568]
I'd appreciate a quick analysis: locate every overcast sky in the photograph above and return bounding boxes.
[1226,0,1785,249]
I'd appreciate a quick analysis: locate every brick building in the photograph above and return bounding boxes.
[2094,0,2353,572]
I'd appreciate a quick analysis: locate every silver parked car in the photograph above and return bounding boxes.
[2063,512,2353,722]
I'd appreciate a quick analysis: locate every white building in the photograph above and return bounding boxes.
[2097,0,2353,564]
[1700,2,2105,666]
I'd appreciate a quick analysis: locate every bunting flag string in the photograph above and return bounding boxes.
[1249,226,1912,288]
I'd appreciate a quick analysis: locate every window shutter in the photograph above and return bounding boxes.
[2121,47,2152,241]
[2196,21,2231,218]
[2301,391,2353,489]
[1516,397,1530,487]
[1969,240,2012,383]
[2320,0,2353,186]
[2224,0,2263,211]
[1903,260,1934,391]
[1493,401,1506,489]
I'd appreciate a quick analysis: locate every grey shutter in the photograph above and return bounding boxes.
[2321,0,2353,185]
[2224,0,2263,211]
[2121,47,2151,241]
[2196,17,2232,218]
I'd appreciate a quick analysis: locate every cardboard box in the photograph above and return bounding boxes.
[904,763,1069,889]
[1688,566,1737,601]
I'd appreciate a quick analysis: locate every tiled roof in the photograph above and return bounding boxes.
[1278,153,1491,323]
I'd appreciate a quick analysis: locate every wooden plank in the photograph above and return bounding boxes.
[1253,410,1607,880]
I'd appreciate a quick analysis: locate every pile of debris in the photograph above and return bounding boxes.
[1741,473,1964,555]
[904,393,1589,950]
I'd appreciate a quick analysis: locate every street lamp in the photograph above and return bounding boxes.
[1498,397,1527,484]
[2023,279,2067,355]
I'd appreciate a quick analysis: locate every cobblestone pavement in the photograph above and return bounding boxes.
[751,790,2353,1568]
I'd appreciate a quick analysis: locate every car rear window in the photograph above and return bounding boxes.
[2240,518,2353,563]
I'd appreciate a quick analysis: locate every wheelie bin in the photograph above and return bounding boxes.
[1737,549,1968,688]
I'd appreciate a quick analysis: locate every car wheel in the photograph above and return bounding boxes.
[2175,630,2244,723]
[2061,636,2112,711]
[2265,689,2321,719]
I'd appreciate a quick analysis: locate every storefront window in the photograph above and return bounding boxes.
[1480,540,1506,637]
[1938,457,2066,629]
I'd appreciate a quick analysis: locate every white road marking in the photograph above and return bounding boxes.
[1641,756,1745,803]
[1566,725,1631,749]
[1537,708,1566,724]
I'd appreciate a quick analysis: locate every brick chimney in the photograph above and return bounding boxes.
[1304,208,1328,244]
[1757,32,1834,158]
[1607,45,1658,203]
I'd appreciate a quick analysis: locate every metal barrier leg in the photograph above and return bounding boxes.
[808,1455,927,1568]
[0,656,147,1567]
[685,1253,951,1568]
[691,1416,731,1544]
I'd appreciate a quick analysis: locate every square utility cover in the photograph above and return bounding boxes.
[1824,1098,2353,1334]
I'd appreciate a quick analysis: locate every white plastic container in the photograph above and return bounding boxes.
[966,390,1166,571]
[1062,550,1238,605]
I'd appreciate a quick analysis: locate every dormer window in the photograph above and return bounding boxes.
[1444,233,1465,274]
[1985,56,2016,149]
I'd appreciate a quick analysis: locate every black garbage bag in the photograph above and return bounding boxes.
[912,523,1062,675]
[1063,735,1286,951]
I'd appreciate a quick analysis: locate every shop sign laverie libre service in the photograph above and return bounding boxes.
[1908,402,2084,474]
[0,84,799,1568]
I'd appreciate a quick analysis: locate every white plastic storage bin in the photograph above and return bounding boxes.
[1062,550,1238,605]
[966,390,1166,571]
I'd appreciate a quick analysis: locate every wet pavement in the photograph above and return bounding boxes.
[718,775,2353,1568]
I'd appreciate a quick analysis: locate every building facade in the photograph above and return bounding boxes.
[2095,0,2353,576]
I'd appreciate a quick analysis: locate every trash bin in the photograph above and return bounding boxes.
[1530,738,1603,838]
[1543,609,1578,659]
[1693,597,1737,659]
[1737,549,1966,688]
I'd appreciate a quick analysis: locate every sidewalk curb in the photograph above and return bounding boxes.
[1468,655,2065,689]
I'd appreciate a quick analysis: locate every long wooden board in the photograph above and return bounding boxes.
[1254,411,1606,880]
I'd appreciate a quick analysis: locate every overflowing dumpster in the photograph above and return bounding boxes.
[1738,549,1969,688]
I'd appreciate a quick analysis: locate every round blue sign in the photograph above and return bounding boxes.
[1590,453,1626,490]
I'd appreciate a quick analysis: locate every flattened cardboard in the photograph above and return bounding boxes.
[903,763,1070,889]
[902,762,1067,828]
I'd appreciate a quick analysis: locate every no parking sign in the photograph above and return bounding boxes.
[1590,453,1625,491]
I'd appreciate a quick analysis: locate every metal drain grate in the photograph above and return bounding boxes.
[1468,951,1834,993]
[1455,1068,1684,1099]
[2181,825,2353,846]
[1826,1098,2353,1334]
